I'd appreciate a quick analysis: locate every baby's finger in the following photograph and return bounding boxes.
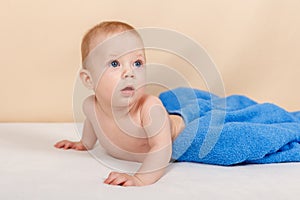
[54,141,65,148]
[104,172,118,184]
[54,140,70,148]
[122,180,134,187]
[110,176,127,186]
[63,142,72,149]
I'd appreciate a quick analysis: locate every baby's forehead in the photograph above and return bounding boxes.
[84,31,145,68]
[107,50,145,62]
[93,31,143,50]
[90,31,144,57]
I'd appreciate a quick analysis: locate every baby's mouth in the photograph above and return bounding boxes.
[121,86,134,91]
[120,86,135,96]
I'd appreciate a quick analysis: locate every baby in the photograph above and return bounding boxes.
[55,21,300,186]
[54,21,185,186]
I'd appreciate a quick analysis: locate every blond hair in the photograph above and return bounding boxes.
[81,21,137,66]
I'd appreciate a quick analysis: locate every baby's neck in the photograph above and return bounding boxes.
[94,97,137,120]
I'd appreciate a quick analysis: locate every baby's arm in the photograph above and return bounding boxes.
[54,118,97,151]
[104,96,172,186]
[134,113,172,185]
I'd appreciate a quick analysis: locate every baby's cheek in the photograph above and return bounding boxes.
[94,83,114,102]
[136,70,146,82]
[95,73,117,92]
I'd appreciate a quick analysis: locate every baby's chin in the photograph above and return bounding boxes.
[112,89,145,107]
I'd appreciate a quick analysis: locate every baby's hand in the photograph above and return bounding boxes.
[54,140,87,151]
[104,172,144,187]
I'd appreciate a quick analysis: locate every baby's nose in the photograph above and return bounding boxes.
[124,73,134,78]
[122,65,135,79]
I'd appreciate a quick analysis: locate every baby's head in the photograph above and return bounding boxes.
[80,21,146,106]
[81,21,143,65]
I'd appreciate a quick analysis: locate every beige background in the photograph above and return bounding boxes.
[1,0,299,122]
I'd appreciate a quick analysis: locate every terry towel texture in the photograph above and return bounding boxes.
[159,87,300,165]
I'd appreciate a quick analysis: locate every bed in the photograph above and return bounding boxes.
[1,123,299,200]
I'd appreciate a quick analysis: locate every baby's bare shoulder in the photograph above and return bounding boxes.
[140,94,163,109]
[140,94,166,118]
[82,95,95,116]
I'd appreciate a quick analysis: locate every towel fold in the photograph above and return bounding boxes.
[159,87,300,165]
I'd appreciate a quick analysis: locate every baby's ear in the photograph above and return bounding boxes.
[79,69,94,90]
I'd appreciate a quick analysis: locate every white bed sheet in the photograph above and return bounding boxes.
[1,123,300,200]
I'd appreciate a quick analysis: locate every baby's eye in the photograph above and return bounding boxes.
[110,60,120,68]
[133,60,143,68]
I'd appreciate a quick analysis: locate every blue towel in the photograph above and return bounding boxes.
[159,87,300,166]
